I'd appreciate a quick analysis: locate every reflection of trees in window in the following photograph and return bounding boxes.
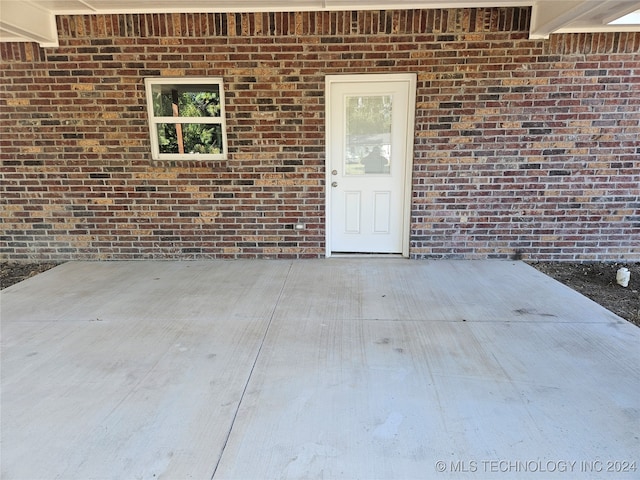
[152,89,223,155]
[345,95,392,174]
[145,78,227,161]
[153,90,221,117]
[346,95,392,136]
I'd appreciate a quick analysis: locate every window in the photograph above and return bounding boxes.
[144,78,228,161]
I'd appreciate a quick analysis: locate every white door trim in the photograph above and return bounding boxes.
[325,73,416,258]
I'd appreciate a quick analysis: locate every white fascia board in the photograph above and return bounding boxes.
[33,0,535,15]
[322,0,533,9]
[556,24,640,33]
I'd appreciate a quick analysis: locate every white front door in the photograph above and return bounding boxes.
[326,74,416,256]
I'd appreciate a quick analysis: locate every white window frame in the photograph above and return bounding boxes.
[144,77,228,161]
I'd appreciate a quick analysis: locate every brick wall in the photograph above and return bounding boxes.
[1,8,638,261]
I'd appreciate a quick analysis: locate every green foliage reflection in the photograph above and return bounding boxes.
[346,95,392,136]
[153,87,223,155]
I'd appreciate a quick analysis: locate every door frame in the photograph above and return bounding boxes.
[325,73,416,258]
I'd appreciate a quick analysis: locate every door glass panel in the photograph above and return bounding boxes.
[344,95,392,175]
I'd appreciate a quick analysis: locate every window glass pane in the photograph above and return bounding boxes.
[345,95,392,175]
[157,123,224,154]
[152,84,222,118]
[146,78,227,160]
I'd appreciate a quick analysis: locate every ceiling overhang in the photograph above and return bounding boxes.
[1,0,639,47]
[529,0,640,38]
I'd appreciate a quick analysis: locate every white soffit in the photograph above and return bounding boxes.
[0,0,59,46]
[530,0,640,38]
[1,0,640,45]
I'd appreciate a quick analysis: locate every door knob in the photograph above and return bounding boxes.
[332,170,338,175]
[331,181,338,187]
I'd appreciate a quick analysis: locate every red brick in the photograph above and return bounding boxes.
[1,8,638,261]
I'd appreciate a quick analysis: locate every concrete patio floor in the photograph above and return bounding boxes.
[1,259,639,479]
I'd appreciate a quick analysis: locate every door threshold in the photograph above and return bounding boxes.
[329,253,405,258]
